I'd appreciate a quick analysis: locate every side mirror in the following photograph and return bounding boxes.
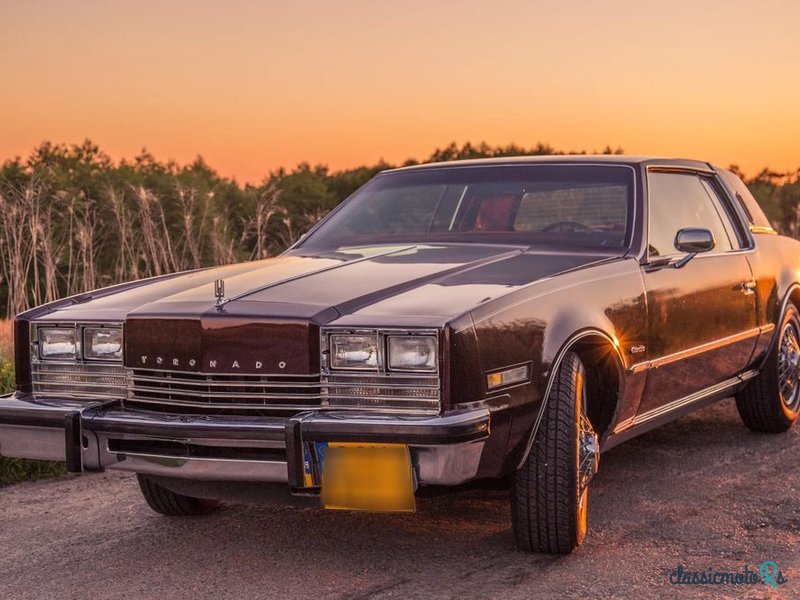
[674,228,715,254]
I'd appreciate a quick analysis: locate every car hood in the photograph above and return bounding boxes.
[33,243,617,375]
[41,243,615,325]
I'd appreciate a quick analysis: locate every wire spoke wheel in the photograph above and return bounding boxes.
[576,384,599,542]
[735,303,800,433]
[778,321,800,409]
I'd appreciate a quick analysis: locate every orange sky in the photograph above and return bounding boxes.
[1,0,799,183]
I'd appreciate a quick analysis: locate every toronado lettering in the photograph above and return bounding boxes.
[138,356,279,370]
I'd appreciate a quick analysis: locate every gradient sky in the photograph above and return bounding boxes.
[1,0,799,183]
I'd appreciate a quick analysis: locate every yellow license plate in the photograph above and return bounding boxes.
[321,442,415,513]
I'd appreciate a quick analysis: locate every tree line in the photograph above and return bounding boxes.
[0,140,796,317]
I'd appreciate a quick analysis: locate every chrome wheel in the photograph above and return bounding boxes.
[576,395,598,542]
[578,412,599,495]
[778,321,800,409]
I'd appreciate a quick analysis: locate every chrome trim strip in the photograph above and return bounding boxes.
[125,396,439,414]
[749,225,777,234]
[300,406,488,428]
[129,385,320,401]
[645,164,717,176]
[129,373,321,389]
[324,381,439,390]
[321,371,439,380]
[628,327,764,374]
[32,368,129,378]
[125,397,320,411]
[105,452,289,482]
[130,367,321,378]
[627,369,758,427]
[33,392,124,401]
[34,380,127,391]
[324,395,438,403]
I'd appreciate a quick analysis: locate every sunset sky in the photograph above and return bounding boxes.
[1,0,799,183]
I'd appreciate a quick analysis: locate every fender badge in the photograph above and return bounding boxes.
[628,344,646,355]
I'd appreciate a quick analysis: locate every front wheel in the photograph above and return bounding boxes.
[511,352,599,554]
[735,304,800,433]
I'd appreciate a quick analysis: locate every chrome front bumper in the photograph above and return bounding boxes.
[0,394,490,488]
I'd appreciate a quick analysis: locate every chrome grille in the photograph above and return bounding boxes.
[322,373,440,414]
[32,362,128,399]
[127,369,322,415]
[31,365,441,415]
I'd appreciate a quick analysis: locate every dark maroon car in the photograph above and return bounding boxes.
[1,156,797,553]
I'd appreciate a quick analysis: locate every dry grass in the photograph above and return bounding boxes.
[0,319,12,359]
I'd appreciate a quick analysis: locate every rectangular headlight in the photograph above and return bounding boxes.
[330,334,380,370]
[38,327,77,360]
[387,336,437,371]
[83,327,123,361]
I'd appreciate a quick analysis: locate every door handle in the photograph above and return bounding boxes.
[740,281,756,295]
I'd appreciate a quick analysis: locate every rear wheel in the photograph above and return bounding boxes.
[137,474,221,516]
[735,304,800,432]
[511,352,599,553]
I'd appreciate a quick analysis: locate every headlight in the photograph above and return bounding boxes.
[330,334,380,370]
[387,336,437,371]
[38,327,77,360]
[83,327,123,361]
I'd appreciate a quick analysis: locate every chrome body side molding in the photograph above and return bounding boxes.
[604,369,758,450]
[628,327,771,374]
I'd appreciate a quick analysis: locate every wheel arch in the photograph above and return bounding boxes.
[782,283,800,321]
[758,280,800,370]
[516,325,627,470]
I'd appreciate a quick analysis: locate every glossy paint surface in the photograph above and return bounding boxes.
[637,253,757,413]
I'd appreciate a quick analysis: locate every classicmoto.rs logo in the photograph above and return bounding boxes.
[668,561,788,588]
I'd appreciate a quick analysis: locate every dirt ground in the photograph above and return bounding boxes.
[0,398,796,600]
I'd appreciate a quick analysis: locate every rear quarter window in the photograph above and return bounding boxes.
[717,169,775,232]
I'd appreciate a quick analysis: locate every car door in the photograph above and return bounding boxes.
[636,169,758,416]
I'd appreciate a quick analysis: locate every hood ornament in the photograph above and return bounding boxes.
[214,279,227,308]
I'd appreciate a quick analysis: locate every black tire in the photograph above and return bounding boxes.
[511,352,597,554]
[735,304,800,433]
[137,474,221,516]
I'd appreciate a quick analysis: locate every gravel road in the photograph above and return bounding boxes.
[0,399,797,600]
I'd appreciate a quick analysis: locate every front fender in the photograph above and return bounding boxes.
[467,258,647,475]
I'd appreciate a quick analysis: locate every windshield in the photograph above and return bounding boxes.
[297,165,635,252]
